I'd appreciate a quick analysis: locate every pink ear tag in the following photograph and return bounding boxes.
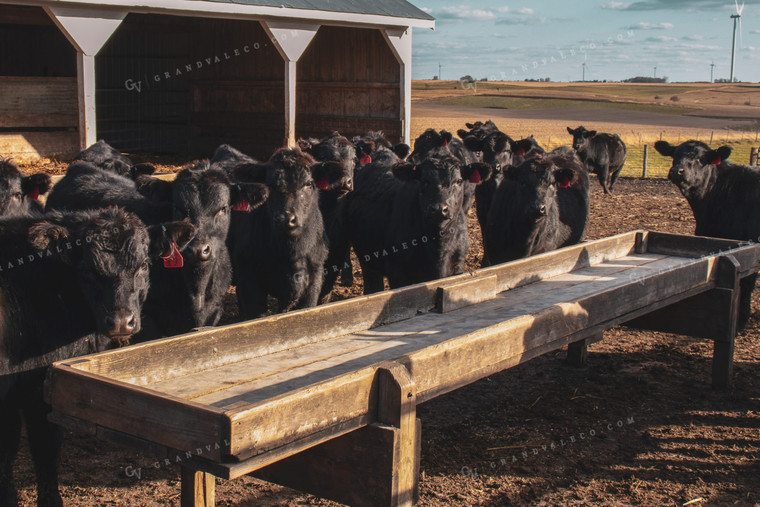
[442,139,449,147]
[163,242,184,268]
[516,149,526,156]
[27,187,40,200]
[469,170,482,184]
[360,154,372,165]
[711,157,722,165]
[233,200,250,212]
[316,179,329,190]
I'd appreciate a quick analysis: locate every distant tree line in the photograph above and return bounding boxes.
[623,77,668,83]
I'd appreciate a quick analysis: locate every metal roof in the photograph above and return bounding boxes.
[202,0,434,21]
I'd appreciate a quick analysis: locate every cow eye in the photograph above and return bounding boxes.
[216,207,228,217]
[13,192,22,200]
[455,178,463,185]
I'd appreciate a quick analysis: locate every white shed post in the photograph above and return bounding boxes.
[262,21,319,148]
[44,7,125,150]
[383,28,412,145]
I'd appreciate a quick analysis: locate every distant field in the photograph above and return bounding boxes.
[441,95,696,115]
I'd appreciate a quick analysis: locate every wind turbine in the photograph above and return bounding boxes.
[730,0,744,83]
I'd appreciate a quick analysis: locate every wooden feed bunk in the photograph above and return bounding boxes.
[46,230,760,507]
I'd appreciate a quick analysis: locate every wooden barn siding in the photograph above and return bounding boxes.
[297,26,402,143]
[0,5,78,160]
[188,19,285,160]
[96,14,192,154]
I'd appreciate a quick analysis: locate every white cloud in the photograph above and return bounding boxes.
[601,2,632,9]
[517,8,535,14]
[645,35,677,42]
[626,22,675,29]
[438,6,496,20]
[682,35,704,40]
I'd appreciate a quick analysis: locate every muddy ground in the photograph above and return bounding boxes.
[11,177,760,506]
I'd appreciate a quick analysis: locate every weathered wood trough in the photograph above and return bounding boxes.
[46,230,760,506]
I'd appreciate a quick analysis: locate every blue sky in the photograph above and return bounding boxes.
[410,0,760,82]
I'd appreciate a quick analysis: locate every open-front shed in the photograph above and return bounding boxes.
[0,0,433,160]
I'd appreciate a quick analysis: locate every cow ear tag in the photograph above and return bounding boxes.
[26,187,40,200]
[162,237,183,269]
[316,179,329,190]
[516,149,526,156]
[711,157,722,165]
[442,139,449,147]
[233,185,250,211]
[469,169,482,184]
[360,154,372,165]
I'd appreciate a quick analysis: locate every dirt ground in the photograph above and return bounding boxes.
[10,177,760,506]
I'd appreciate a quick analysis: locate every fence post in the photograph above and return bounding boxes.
[710,131,714,144]
[750,147,759,166]
[642,145,648,178]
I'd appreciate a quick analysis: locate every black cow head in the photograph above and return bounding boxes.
[510,136,545,166]
[0,159,52,217]
[300,132,356,195]
[74,140,156,181]
[28,208,195,347]
[463,131,514,174]
[506,152,587,222]
[353,131,410,165]
[567,126,597,152]
[233,147,342,235]
[654,140,731,199]
[392,148,491,226]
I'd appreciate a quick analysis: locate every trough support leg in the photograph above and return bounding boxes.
[711,256,740,390]
[567,332,603,367]
[625,255,741,390]
[180,467,215,507]
[253,363,419,506]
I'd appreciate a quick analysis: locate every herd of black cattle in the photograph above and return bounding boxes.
[1,119,759,506]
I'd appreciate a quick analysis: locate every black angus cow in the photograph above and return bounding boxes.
[0,208,193,507]
[297,133,358,301]
[510,135,545,166]
[567,126,626,194]
[352,131,410,167]
[484,150,589,265]
[46,161,257,338]
[229,147,343,318]
[347,145,491,293]
[73,140,156,181]
[0,158,52,217]
[655,139,760,328]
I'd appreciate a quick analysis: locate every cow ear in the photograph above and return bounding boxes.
[567,127,575,135]
[297,138,312,151]
[441,131,453,147]
[22,173,52,199]
[461,163,493,184]
[554,168,578,188]
[232,162,268,183]
[148,220,197,259]
[392,143,411,160]
[311,161,346,190]
[653,141,675,158]
[131,163,156,179]
[588,130,597,138]
[457,129,470,140]
[510,139,531,157]
[230,182,269,211]
[135,176,173,202]
[28,221,70,251]
[465,122,475,129]
[463,136,483,153]
[392,162,421,181]
[716,145,732,162]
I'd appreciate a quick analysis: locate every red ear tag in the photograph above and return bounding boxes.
[233,199,250,212]
[163,242,183,268]
[516,149,526,156]
[316,178,329,190]
[711,157,722,165]
[469,170,482,184]
[558,177,571,188]
[442,139,449,147]
[360,154,372,165]
[27,187,40,200]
